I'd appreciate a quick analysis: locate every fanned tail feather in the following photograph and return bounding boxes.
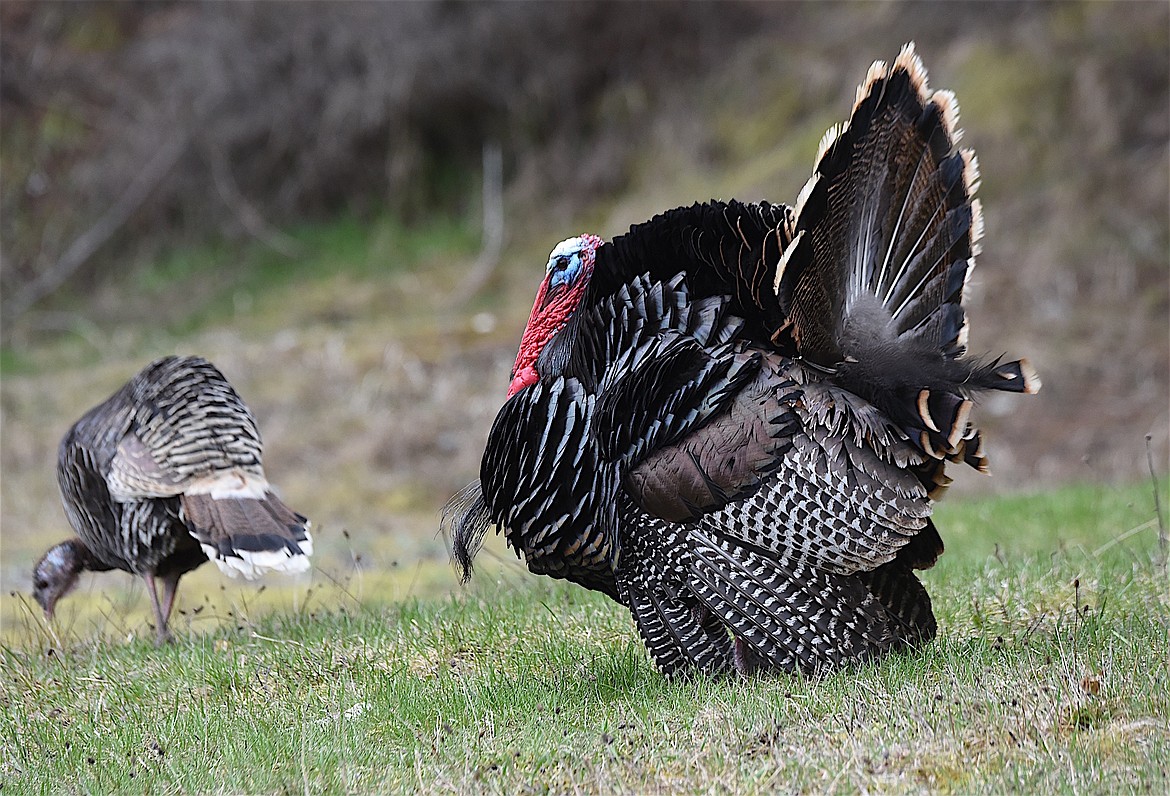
[770,43,1037,471]
[182,490,312,579]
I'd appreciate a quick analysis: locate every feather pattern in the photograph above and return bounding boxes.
[617,501,735,676]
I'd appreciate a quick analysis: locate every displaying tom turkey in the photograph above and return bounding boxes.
[444,43,1039,677]
[32,355,312,643]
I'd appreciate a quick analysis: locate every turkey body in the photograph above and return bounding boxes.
[445,44,1039,676]
[33,355,312,643]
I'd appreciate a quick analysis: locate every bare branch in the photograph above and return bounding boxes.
[3,134,191,321]
[207,145,304,260]
[448,140,505,307]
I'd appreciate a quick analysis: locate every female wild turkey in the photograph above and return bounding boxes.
[32,355,312,643]
[445,44,1040,676]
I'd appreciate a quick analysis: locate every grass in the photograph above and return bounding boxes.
[131,211,481,337]
[2,215,1164,792]
[2,481,1166,794]
[0,210,484,387]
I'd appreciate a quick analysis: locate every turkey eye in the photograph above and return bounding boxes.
[555,256,570,271]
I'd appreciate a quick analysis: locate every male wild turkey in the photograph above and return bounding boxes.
[32,355,312,643]
[445,44,1040,677]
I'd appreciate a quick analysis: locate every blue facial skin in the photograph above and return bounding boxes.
[546,239,585,291]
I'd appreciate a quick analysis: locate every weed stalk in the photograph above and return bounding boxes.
[1146,435,1167,576]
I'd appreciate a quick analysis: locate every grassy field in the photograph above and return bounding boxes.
[1,199,1164,795]
[2,480,1166,794]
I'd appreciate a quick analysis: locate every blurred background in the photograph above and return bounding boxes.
[1,1,1167,639]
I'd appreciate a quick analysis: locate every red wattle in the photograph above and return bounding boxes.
[507,366,537,398]
[504,234,602,396]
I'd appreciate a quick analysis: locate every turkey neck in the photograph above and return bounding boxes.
[534,311,584,383]
[71,538,119,574]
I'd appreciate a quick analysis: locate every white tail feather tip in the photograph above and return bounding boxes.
[815,123,845,166]
[1020,359,1042,394]
[893,42,929,97]
[298,526,314,557]
[856,60,889,109]
[931,90,961,143]
[202,544,312,580]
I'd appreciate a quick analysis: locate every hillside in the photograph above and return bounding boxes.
[1,2,1167,611]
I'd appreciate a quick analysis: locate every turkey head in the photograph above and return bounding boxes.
[507,234,604,397]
